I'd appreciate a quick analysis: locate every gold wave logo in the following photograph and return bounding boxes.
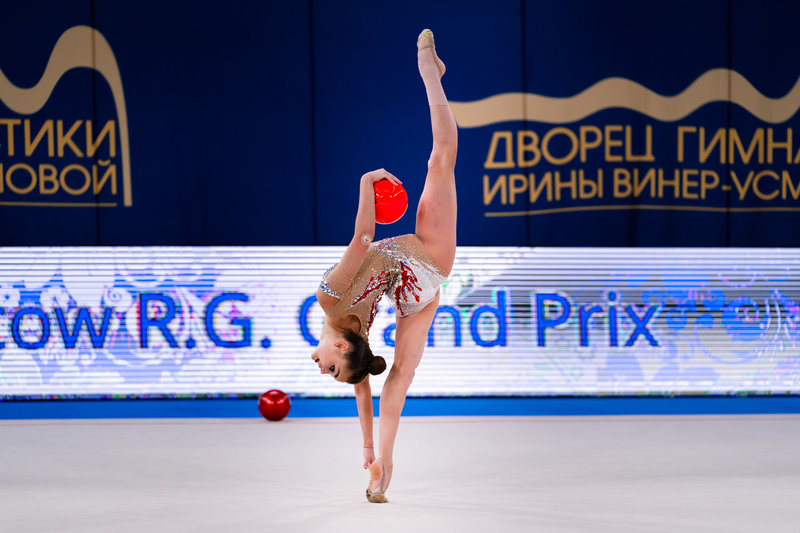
[0,25,131,206]
[450,68,800,127]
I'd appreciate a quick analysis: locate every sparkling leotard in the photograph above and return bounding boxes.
[319,234,447,341]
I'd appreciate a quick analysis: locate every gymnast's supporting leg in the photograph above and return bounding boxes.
[368,30,458,500]
[370,294,440,497]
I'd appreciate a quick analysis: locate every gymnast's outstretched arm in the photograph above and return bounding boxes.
[353,375,376,468]
[315,169,401,309]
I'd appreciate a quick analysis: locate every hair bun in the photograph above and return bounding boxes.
[368,355,387,375]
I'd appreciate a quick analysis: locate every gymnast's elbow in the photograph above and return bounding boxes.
[351,231,374,247]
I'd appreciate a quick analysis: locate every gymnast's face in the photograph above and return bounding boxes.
[311,337,349,382]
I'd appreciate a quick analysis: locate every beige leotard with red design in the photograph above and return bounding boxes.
[319,234,447,341]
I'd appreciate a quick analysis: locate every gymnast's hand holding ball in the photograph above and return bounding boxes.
[370,171,408,225]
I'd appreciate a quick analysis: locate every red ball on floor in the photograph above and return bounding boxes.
[258,390,291,421]
[374,179,408,224]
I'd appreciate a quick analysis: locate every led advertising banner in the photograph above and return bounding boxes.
[0,246,798,398]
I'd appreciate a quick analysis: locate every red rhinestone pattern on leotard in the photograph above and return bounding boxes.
[393,262,422,317]
[351,270,393,308]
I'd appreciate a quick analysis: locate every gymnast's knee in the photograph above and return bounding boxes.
[389,362,417,383]
[428,146,457,172]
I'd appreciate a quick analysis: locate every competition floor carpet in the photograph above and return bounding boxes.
[2,415,798,532]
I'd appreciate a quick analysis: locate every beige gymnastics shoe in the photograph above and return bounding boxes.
[417,28,446,77]
[365,457,389,503]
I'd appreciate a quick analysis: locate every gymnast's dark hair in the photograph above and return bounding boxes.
[342,329,387,384]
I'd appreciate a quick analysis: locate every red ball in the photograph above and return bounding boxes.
[258,389,291,421]
[374,179,408,224]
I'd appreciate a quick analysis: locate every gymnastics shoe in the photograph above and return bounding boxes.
[366,457,389,503]
[417,29,445,77]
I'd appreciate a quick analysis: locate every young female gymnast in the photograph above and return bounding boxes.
[311,29,457,503]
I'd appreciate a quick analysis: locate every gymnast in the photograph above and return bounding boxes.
[312,29,456,503]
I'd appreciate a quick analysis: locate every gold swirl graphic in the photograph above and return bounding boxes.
[0,26,131,206]
[450,68,800,127]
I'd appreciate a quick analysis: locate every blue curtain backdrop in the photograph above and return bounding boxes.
[1,0,799,247]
